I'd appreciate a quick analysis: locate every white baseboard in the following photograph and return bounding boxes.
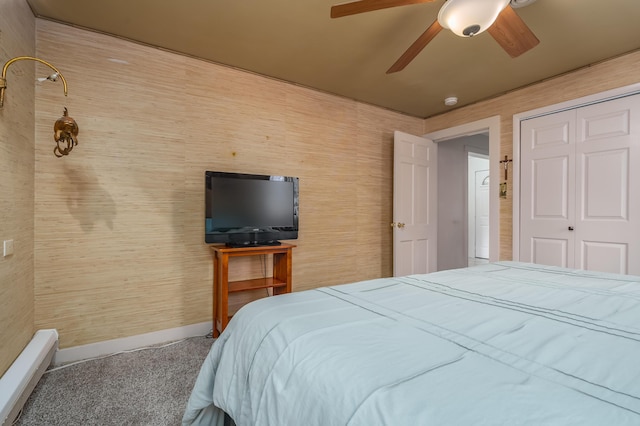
[0,329,58,426]
[53,321,212,366]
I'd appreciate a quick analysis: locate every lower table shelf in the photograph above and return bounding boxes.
[211,243,295,336]
[228,277,287,293]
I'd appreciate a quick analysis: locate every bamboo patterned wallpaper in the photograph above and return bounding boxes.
[0,0,36,377]
[33,20,424,348]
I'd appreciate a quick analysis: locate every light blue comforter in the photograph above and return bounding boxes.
[183,262,640,425]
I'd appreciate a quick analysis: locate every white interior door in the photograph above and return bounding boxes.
[474,170,490,259]
[520,94,640,274]
[393,131,437,276]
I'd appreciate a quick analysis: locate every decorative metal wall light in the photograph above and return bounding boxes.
[1,56,79,157]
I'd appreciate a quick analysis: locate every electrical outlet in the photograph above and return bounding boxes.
[3,240,14,257]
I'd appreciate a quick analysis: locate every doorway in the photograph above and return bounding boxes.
[424,116,500,270]
[435,134,489,270]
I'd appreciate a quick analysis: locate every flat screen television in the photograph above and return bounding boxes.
[205,171,299,247]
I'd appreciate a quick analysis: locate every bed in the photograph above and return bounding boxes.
[182,261,640,425]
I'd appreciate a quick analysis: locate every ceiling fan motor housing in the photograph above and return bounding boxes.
[463,24,481,36]
[438,0,511,37]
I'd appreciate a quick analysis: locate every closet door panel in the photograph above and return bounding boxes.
[520,110,576,267]
[575,95,640,274]
[533,156,570,218]
[579,241,628,275]
[531,237,569,268]
[582,148,629,220]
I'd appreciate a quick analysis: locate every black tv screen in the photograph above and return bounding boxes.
[205,171,299,246]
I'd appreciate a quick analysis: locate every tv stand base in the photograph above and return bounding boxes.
[211,243,295,336]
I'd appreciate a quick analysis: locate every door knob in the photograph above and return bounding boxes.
[397,222,405,229]
[568,226,574,231]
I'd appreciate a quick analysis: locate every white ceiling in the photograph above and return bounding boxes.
[26,0,640,118]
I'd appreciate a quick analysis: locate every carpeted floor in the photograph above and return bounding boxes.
[14,335,214,426]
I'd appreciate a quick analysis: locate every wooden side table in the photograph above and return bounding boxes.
[211,243,295,336]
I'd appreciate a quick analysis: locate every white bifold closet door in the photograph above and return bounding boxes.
[520,94,640,275]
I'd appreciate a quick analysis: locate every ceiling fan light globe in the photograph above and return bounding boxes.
[438,0,511,37]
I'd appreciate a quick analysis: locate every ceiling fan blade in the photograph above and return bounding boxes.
[487,5,539,58]
[387,20,442,74]
[331,0,435,18]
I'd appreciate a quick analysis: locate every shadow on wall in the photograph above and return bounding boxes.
[63,163,116,232]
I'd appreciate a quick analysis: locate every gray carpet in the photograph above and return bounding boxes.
[15,335,214,426]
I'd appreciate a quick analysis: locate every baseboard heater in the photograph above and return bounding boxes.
[0,329,58,425]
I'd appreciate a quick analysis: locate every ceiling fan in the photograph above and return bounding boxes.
[330,0,540,73]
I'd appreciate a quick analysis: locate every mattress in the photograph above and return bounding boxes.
[183,262,640,425]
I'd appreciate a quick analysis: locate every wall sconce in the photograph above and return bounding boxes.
[1,56,79,157]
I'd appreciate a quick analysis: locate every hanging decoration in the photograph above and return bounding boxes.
[1,56,79,157]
